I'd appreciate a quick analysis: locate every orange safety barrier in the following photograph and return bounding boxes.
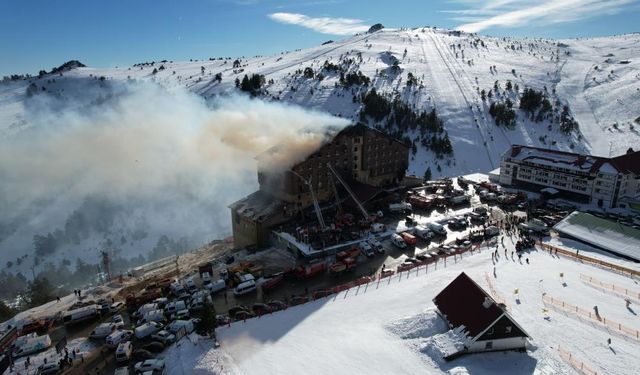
[557,346,599,375]
[539,243,640,278]
[580,274,640,301]
[543,295,640,341]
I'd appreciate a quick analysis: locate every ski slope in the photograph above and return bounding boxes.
[163,239,640,375]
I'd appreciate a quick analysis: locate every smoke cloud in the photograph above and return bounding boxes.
[0,81,348,267]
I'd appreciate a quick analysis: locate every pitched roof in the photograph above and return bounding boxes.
[611,150,640,174]
[432,272,505,337]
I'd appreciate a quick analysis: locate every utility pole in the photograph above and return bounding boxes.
[101,250,111,281]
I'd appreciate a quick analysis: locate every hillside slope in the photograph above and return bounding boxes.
[0,27,638,276]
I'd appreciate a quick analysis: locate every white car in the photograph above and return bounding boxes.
[110,302,125,313]
[171,309,191,321]
[134,359,165,373]
[115,341,133,363]
[151,330,176,345]
[368,238,384,254]
[106,330,134,348]
[112,314,124,326]
[360,241,374,257]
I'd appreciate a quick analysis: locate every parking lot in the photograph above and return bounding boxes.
[11,175,565,375]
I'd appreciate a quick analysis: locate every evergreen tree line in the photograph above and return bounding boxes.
[361,89,453,157]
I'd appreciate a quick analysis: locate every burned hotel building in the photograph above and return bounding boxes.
[229,124,410,249]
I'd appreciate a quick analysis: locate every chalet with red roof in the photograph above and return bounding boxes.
[433,272,529,353]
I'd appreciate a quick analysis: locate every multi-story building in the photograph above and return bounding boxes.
[499,145,640,209]
[257,123,409,210]
[229,123,410,249]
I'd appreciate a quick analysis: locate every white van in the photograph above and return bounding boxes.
[201,272,212,286]
[391,234,407,249]
[133,303,158,319]
[12,335,51,358]
[134,322,163,340]
[170,282,187,297]
[115,341,133,363]
[427,222,447,236]
[137,309,166,325]
[206,279,226,294]
[106,330,133,348]
[233,279,257,296]
[166,319,194,335]
[185,277,197,293]
[164,300,186,316]
[89,323,117,339]
[63,305,100,325]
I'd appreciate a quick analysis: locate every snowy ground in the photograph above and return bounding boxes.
[164,237,640,375]
[2,27,639,273]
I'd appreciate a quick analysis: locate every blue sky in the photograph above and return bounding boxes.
[1,0,638,77]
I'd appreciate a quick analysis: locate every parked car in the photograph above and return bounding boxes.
[132,349,154,361]
[415,253,432,262]
[251,303,272,315]
[89,323,117,339]
[233,280,257,296]
[110,302,125,313]
[141,341,165,353]
[215,315,231,326]
[359,241,374,257]
[290,296,309,306]
[205,279,226,295]
[391,234,407,249]
[36,363,60,375]
[106,330,134,348]
[267,300,287,311]
[134,359,165,373]
[166,320,194,335]
[170,309,191,321]
[150,330,175,346]
[134,322,163,340]
[234,310,255,321]
[115,341,133,363]
[368,238,384,254]
[112,314,124,326]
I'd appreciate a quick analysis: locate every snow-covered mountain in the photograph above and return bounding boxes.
[1,27,639,277]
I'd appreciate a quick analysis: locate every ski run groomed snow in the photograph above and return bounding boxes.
[163,237,640,375]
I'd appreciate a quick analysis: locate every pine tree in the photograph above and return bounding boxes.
[424,167,432,181]
[0,300,16,322]
[196,300,217,335]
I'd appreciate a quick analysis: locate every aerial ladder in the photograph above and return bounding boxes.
[290,170,326,230]
[326,163,369,221]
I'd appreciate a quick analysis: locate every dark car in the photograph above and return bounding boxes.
[415,253,430,262]
[267,300,287,311]
[234,310,255,321]
[290,296,309,306]
[215,315,231,326]
[404,257,420,264]
[251,303,272,315]
[228,305,249,316]
[132,349,154,361]
[142,341,165,353]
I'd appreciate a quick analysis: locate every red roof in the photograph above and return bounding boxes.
[433,272,504,337]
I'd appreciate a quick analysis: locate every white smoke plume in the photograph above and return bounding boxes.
[0,81,348,268]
